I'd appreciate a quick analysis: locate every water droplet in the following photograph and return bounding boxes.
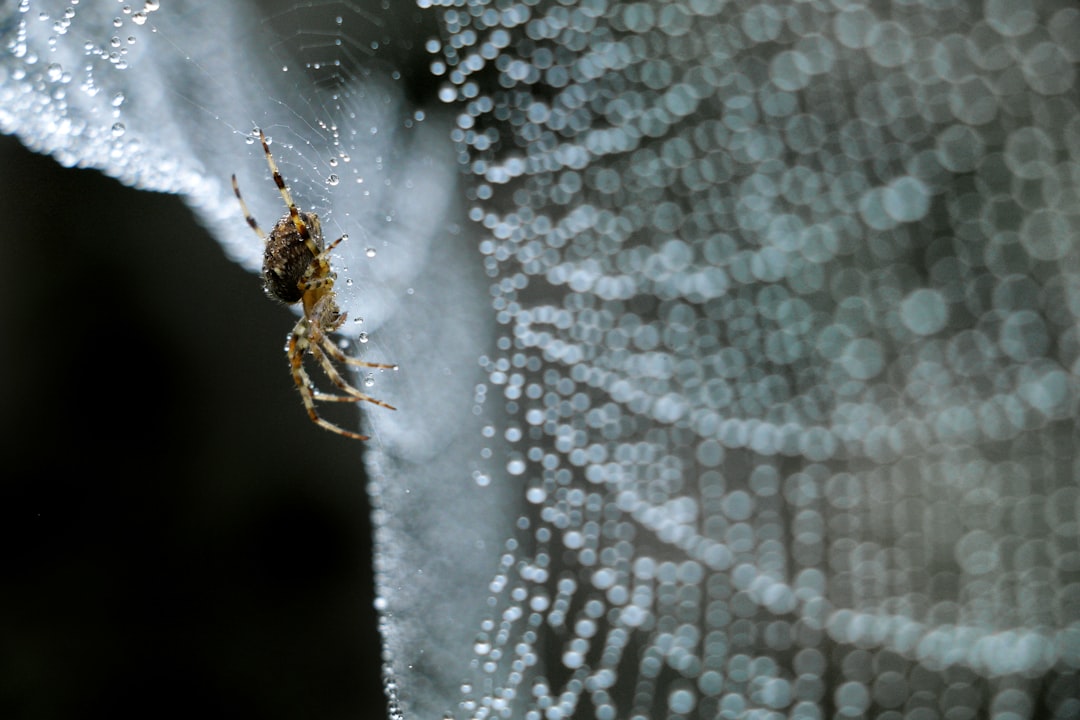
[122,5,132,15]
[358,332,369,343]
[46,63,63,82]
[131,11,146,25]
[144,0,160,10]
[345,278,353,287]
[364,375,375,388]
[365,247,376,258]
[112,17,121,27]
[353,316,364,325]
[328,157,338,167]
[111,91,125,106]
[111,122,126,137]
[327,174,339,186]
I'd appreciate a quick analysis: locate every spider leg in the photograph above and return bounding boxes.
[258,128,321,258]
[318,234,346,259]
[297,274,337,292]
[311,391,373,403]
[309,337,398,410]
[231,174,267,240]
[306,319,397,409]
[320,334,398,370]
[298,236,345,289]
[287,321,371,441]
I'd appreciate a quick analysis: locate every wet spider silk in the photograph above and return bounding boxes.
[2,1,1079,719]
[373,1,1080,719]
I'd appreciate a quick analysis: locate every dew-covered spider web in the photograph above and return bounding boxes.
[395,1,1080,718]
[3,1,1079,719]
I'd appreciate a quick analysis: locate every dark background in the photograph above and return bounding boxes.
[0,134,386,719]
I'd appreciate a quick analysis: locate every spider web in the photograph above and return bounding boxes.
[3,1,1080,720]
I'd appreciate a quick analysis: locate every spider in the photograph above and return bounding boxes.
[231,128,396,440]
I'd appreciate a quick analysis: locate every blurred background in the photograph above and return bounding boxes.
[0,134,386,718]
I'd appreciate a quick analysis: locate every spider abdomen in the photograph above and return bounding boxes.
[262,212,321,304]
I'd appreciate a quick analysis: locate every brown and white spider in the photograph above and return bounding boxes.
[231,128,395,440]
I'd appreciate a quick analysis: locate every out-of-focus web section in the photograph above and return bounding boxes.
[419,0,1080,719]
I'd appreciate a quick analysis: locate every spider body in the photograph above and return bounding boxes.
[231,129,396,440]
[263,211,321,304]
